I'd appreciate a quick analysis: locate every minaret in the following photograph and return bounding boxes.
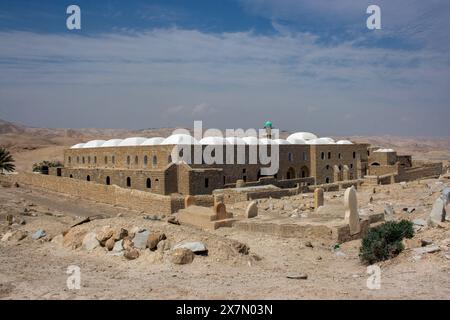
[264,121,273,139]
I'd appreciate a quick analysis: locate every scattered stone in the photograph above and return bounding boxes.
[304,241,313,248]
[51,234,64,246]
[147,232,166,251]
[173,241,208,254]
[12,230,28,242]
[413,219,427,226]
[112,239,124,252]
[335,251,346,258]
[123,238,134,251]
[113,228,129,241]
[63,229,86,249]
[31,229,46,240]
[1,231,14,242]
[316,256,322,261]
[82,233,100,251]
[144,214,160,221]
[402,238,421,249]
[171,248,195,265]
[167,216,180,225]
[413,245,441,255]
[124,248,140,260]
[384,204,395,216]
[96,227,114,245]
[157,239,171,252]
[245,201,258,219]
[344,186,361,235]
[132,229,150,249]
[402,207,416,214]
[421,239,433,247]
[116,213,123,218]
[286,274,308,280]
[105,237,116,251]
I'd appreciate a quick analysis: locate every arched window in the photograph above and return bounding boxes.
[328,152,331,159]
[68,156,71,164]
[338,153,342,159]
[168,155,172,163]
[86,175,90,181]
[135,156,138,165]
[353,152,356,159]
[94,156,97,164]
[106,176,110,185]
[144,155,148,166]
[88,156,91,164]
[303,152,308,161]
[77,156,79,163]
[69,174,73,178]
[152,155,157,166]
[146,178,151,188]
[288,153,293,162]
[112,156,115,164]
[82,157,85,164]
[127,156,131,165]
[126,177,131,187]
[320,152,325,160]
[325,177,330,183]
[204,178,209,188]
[104,156,108,164]
[326,165,330,170]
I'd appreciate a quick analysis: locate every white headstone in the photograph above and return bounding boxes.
[429,197,446,226]
[344,186,361,235]
[245,201,258,218]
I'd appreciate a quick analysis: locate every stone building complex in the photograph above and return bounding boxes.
[50,129,443,196]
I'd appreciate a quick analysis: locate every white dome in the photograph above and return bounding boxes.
[82,140,106,148]
[225,137,246,145]
[258,138,273,145]
[118,137,147,147]
[199,136,229,145]
[70,143,85,149]
[307,138,335,145]
[101,139,123,147]
[287,132,318,141]
[242,136,259,145]
[336,140,353,145]
[286,137,307,144]
[374,148,395,153]
[272,139,291,145]
[141,137,165,146]
[161,134,198,145]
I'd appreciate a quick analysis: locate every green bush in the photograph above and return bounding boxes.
[32,160,63,173]
[359,220,414,265]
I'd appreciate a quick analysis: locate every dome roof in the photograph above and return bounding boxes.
[82,140,106,148]
[287,132,318,141]
[336,140,353,145]
[286,136,306,144]
[118,137,147,147]
[225,137,246,145]
[70,143,85,149]
[101,139,123,147]
[161,134,198,145]
[199,137,229,145]
[307,138,336,145]
[242,136,259,145]
[258,138,273,145]
[272,139,291,145]
[141,137,165,146]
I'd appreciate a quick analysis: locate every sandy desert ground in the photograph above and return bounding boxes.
[0,118,450,299]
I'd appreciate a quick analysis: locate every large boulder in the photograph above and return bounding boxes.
[63,229,87,249]
[124,248,140,260]
[96,227,114,246]
[82,232,100,252]
[105,237,116,251]
[132,229,150,250]
[171,248,195,265]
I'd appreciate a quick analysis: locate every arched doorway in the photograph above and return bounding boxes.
[126,177,131,187]
[106,176,111,185]
[286,167,295,180]
[300,166,309,178]
[146,178,151,189]
[86,175,90,182]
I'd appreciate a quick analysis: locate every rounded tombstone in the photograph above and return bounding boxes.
[245,201,258,219]
[214,202,227,220]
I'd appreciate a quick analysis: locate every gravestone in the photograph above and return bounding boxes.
[429,198,446,226]
[314,188,324,210]
[184,195,195,208]
[344,186,361,235]
[214,202,227,220]
[245,201,258,218]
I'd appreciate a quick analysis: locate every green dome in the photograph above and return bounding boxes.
[264,121,273,128]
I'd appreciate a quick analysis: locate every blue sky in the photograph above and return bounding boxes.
[0,0,449,136]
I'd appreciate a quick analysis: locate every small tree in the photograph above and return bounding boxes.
[32,160,63,173]
[0,147,15,173]
[359,220,414,265]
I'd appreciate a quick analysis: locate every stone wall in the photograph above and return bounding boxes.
[16,173,177,214]
[398,163,443,181]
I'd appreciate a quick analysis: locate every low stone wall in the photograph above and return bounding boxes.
[15,173,177,215]
[398,163,443,182]
[309,179,363,192]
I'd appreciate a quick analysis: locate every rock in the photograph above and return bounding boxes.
[286,274,308,280]
[304,241,314,248]
[421,239,433,247]
[124,248,140,260]
[1,231,14,241]
[413,219,427,227]
[173,241,208,254]
[82,233,100,251]
[12,230,28,242]
[63,229,87,249]
[123,238,134,251]
[384,204,395,216]
[113,228,129,241]
[116,213,123,218]
[245,201,258,218]
[96,228,114,245]
[105,237,116,251]
[147,232,166,251]
[429,197,447,226]
[31,229,46,240]
[402,238,421,249]
[51,234,64,246]
[157,239,171,252]
[404,207,416,214]
[413,245,441,255]
[171,248,195,265]
[112,239,124,252]
[314,188,324,209]
[335,251,346,258]
[167,216,180,225]
[132,229,150,249]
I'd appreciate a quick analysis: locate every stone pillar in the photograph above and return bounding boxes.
[343,165,350,181]
[184,195,195,208]
[344,186,361,235]
[356,154,362,179]
[314,188,324,210]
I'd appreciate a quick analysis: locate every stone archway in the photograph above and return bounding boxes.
[286,167,296,180]
[300,166,310,178]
